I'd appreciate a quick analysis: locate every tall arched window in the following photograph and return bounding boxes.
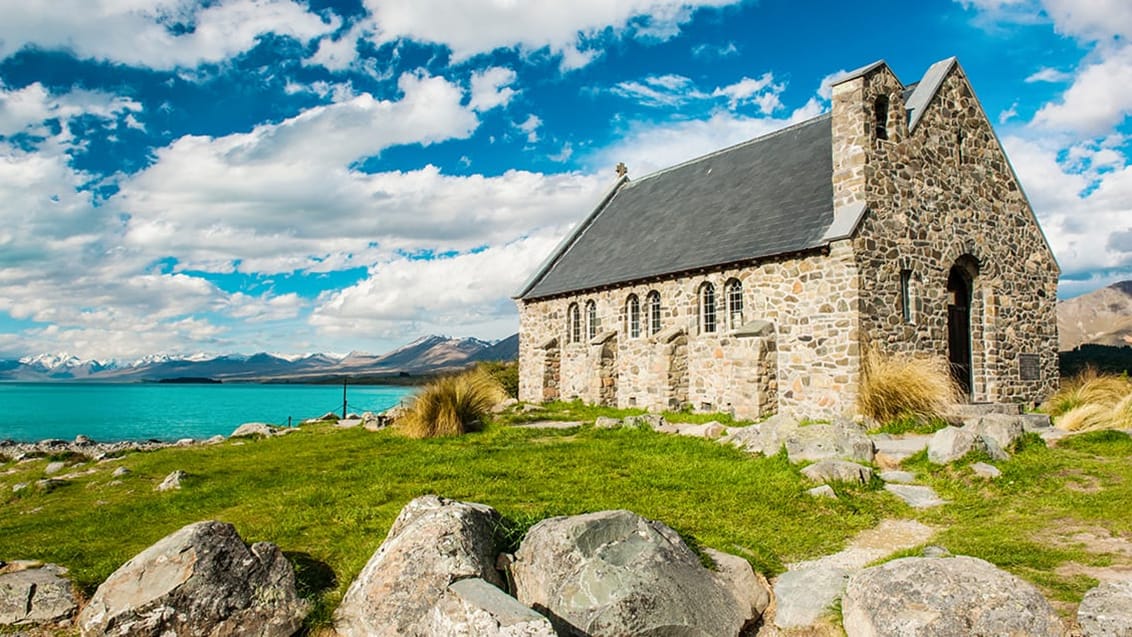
[568,303,580,343]
[699,282,717,334]
[726,279,744,330]
[647,291,662,336]
[585,300,598,341]
[626,294,640,338]
[874,95,889,141]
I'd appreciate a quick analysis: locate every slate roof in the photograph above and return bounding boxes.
[518,114,836,300]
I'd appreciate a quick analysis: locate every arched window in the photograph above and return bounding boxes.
[568,303,580,343]
[699,282,717,334]
[647,291,662,336]
[874,95,889,141]
[726,279,744,330]
[585,300,598,341]
[626,294,640,338]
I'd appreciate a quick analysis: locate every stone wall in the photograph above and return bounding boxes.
[518,243,862,420]
[832,63,1059,404]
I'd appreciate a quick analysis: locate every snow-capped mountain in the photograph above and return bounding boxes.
[0,334,518,382]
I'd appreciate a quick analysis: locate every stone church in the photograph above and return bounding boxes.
[514,57,1059,420]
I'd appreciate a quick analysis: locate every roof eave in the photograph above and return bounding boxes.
[513,175,630,300]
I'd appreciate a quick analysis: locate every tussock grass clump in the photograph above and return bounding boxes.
[397,369,507,438]
[857,348,960,424]
[1045,369,1132,432]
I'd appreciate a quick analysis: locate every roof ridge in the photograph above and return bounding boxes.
[627,113,832,185]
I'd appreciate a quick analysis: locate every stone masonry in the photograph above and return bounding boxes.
[517,56,1059,419]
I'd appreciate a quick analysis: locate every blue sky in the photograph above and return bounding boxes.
[0,0,1129,360]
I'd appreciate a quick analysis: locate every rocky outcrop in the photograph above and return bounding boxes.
[333,495,504,637]
[801,460,874,485]
[155,470,186,491]
[784,423,875,464]
[0,563,78,628]
[927,416,1027,465]
[510,509,759,636]
[1078,577,1132,637]
[721,414,799,455]
[841,556,1063,636]
[78,521,307,637]
[422,577,556,636]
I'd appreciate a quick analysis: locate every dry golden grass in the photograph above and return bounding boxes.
[1044,369,1132,432]
[397,368,507,438]
[1043,367,1132,418]
[857,348,960,424]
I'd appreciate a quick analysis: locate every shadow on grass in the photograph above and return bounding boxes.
[286,551,337,632]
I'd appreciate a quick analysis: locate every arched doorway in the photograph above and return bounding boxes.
[947,264,974,400]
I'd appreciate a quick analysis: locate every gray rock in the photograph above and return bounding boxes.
[230,422,278,438]
[35,478,66,493]
[0,564,78,627]
[927,426,978,464]
[842,556,1063,637]
[111,467,130,478]
[721,414,799,455]
[921,545,952,558]
[884,484,946,508]
[205,435,225,444]
[11,482,27,493]
[336,418,363,428]
[43,461,65,475]
[967,414,1025,451]
[1021,413,1053,431]
[74,434,94,445]
[1078,578,1132,637]
[423,578,556,637]
[970,462,1002,479]
[676,421,726,439]
[808,484,837,499]
[802,460,874,485]
[78,521,307,637]
[593,416,622,429]
[624,414,668,431]
[491,398,519,414]
[872,435,931,468]
[156,470,186,491]
[785,424,875,464]
[703,548,772,621]
[175,438,195,446]
[510,509,756,636]
[980,434,1010,461]
[878,470,917,484]
[773,566,849,628]
[334,496,504,637]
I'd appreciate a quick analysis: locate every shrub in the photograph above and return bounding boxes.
[476,360,519,399]
[1042,367,1132,418]
[1045,369,1132,432]
[397,369,507,439]
[857,348,959,424]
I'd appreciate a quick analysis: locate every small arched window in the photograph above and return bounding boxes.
[699,282,717,334]
[626,294,640,338]
[726,279,744,330]
[874,95,889,141]
[647,291,662,335]
[568,303,580,343]
[585,300,598,341]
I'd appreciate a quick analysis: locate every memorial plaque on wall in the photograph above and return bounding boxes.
[1018,353,1040,381]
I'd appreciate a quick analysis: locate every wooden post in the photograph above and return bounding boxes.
[342,376,348,419]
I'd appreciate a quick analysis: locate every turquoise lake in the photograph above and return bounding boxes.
[0,383,415,442]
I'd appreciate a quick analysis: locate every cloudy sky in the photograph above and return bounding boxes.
[0,0,1129,360]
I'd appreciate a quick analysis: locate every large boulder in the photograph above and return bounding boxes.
[333,495,504,637]
[0,563,78,627]
[841,556,1063,637]
[801,460,874,485]
[230,422,278,438]
[510,509,759,636]
[785,424,875,464]
[78,521,307,637]
[926,426,978,464]
[721,414,799,455]
[422,578,556,636]
[1078,578,1132,637]
[966,414,1025,450]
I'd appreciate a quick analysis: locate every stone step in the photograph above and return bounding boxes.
[945,403,1022,418]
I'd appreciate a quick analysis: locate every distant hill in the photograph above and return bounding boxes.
[0,334,519,383]
[1058,280,1132,350]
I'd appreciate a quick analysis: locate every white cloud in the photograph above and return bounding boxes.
[1031,45,1132,136]
[0,0,337,69]
[1025,67,1072,83]
[596,100,825,177]
[349,0,740,70]
[517,114,542,143]
[712,73,784,112]
[0,82,142,136]
[469,66,518,112]
[611,74,704,107]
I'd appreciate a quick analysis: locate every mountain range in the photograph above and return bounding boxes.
[0,334,519,383]
[1057,281,1132,350]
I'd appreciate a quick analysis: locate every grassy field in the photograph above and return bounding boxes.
[2,408,1130,628]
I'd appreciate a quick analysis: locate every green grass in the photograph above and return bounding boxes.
[0,421,894,628]
[494,399,754,427]
[2,419,1129,627]
[869,414,952,436]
